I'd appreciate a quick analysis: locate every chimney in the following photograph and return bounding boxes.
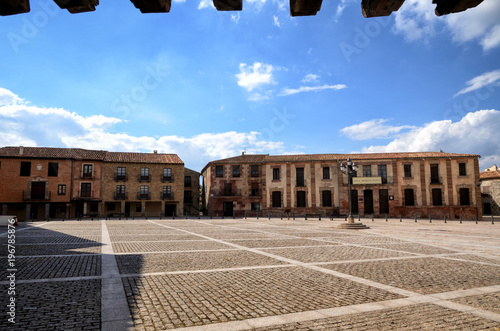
[154,150,158,154]
[19,146,24,155]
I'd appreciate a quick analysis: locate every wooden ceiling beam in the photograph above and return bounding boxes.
[0,0,30,16]
[130,0,171,13]
[432,0,483,16]
[53,0,99,14]
[213,0,242,11]
[290,0,323,16]
[361,0,405,18]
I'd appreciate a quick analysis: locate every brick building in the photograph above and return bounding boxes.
[480,167,500,216]
[0,147,184,220]
[202,152,482,219]
[183,168,200,216]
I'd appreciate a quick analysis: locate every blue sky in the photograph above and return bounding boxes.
[1,0,500,171]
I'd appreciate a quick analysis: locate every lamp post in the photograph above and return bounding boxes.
[340,157,358,224]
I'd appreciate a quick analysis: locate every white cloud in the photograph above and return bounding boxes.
[445,0,500,51]
[248,0,267,11]
[336,0,356,19]
[198,0,213,10]
[393,0,500,51]
[340,119,415,140]
[454,69,500,97]
[231,13,241,23]
[302,74,319,83]
[236,62,276,92]
[0,88,286,169]
[273,15,280,28]
[351,110,500,168]
[278,84,347,96]
[393,0,437,41]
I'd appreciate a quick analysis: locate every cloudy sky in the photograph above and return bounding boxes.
[1,0,499,171]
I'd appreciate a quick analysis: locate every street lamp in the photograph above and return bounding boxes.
[340,157,358,224]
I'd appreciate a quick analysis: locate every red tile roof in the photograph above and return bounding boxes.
[480,170,500,180]
[0,146,183,164]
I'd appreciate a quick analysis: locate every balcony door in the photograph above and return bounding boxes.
[31,182,46,200]
[296,168,305,187]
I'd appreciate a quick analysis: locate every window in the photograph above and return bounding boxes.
[232,165,240,177]
[116,185,126,198]
[215,165,223,177]
[224,183,233,196]
[163,186,172,199]
[251,165,259,177]
[251,183,259,196]
[273,168,280,180]
[48,162,59,177]
[117,167,126,180]
[296,168,305,187]
[430,165,440,184]
[184,191,192,203]
[459,163,467,176]
[185,176,191,187]
[323,167,330,179]
[83,164,93,178]
[20,161,31,176]
[140,185,149,199]
[363,165,371,177]
[322,190,332,207]
[162,168,172,182]
[297,191,306,207]
[404,189,414,206]
[140,168,150,181]
[251,202,260,211]
[81,183,92,198]
[378,165,387,184]
[432,188,442,206]
[459,188,470,206]
[58,184,66,195]
[272,191,281,208]
[404,164,412,178]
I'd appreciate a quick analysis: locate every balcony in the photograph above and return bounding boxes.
[78,190,94,199]
[160,192,174,200]
[23,191,51,201]
[138,174,151,182]
[114,192,128,200]
[296,179,307,187]
[430,176,442,185]
[161,174,174,183]
[114,174,128,182]
[81,172,94,179]
[137,192,151,200]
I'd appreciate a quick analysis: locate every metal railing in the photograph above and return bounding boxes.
[430,176,442,184]
[78,190,94,198]
[137,192,151,200]
[213,189,242,197]
[138,174,151,182]
[114,174,128,181]
[160,192,174,200]
[113,192,128,200]
[22,191,51,201]
[161,174,174,183]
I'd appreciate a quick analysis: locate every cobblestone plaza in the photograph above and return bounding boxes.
[1,217,500,330]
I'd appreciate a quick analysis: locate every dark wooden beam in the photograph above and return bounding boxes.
[290,0,323,17]
[213,0,242,11]
[130,0,171,13]
[0,0,30,16]
[361,0,405,18]
[433,0,483,16]
[53,0,99,13]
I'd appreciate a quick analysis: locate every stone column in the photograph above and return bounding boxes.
[66,203,71,219]
[45,203,50,219]
[83,202,88,215]
[161,200,165,216]
[121,201,126,214]
[141,201,146,216]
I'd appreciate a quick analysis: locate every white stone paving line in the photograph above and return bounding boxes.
[146,219,500,329]
[101,220,135,331]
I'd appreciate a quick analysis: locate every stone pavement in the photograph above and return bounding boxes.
[1,217,500,330]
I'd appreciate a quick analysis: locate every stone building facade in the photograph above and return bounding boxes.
[202,152,482,219]
[183,168,200,216]
[0,147,184,220]
[480,169,500,216]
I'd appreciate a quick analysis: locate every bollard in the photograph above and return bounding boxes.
[293,213,295,220]
[429,215,432,223]
[372,214,374,222]
[159,212,161,220]
[245,211,247,219]
[444,215,446,223]
[460,215,462,224]
[414,215,417,223]
[198,213,200,219]
[358,214,361,222]
[319,214,321,221]
[132,212,135,220]
[233,211,235,219]
[257,211,259,220]
[146,212,148,220]
[475,216,478,224]
[281,213,283,220]
[210,212,212,219]
[268,212,270,220]
[186,212,188,220]
[173,212,175,220]
[400,214,402,222]
[305,214,308,221]
[492,215,495,225]
[385,214,388,222]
